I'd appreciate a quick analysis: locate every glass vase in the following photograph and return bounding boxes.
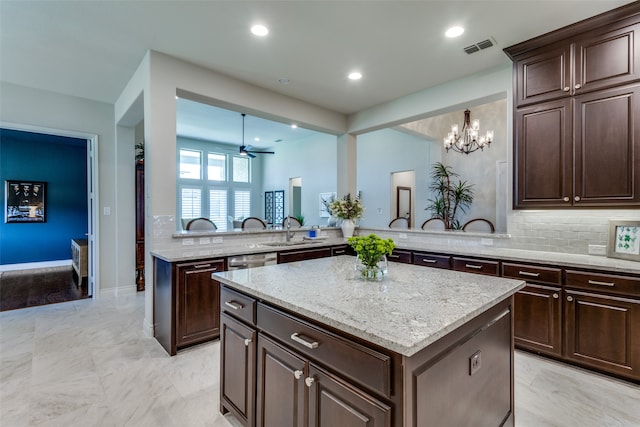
[354,254,388,281]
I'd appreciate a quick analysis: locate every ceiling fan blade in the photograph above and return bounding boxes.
[247,151,256,158]
[248,150,275,154]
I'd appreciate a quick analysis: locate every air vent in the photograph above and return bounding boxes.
[464,38,495,54]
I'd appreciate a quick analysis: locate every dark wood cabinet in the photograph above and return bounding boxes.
[135,160,144,291]
[564,289,640,381]
[452,256,499,276]
[412,251,450,269]
[278,246,332,264]
[220,312,256,426]
[175,260,222,347]
[153,257,224,355]
[387,249,412,264]
[507,3,640,209]
[503,262,563,357]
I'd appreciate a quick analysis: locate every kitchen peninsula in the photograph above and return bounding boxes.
[214,256,526,427]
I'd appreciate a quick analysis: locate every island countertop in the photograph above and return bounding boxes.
[214,256,525,356]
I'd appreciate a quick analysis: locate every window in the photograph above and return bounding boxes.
[233,156,250,183]
[181,187,202,219]
[179,149,201,179]
[234,190,251,220]
[208,153,226,181]
[209,189,228,231]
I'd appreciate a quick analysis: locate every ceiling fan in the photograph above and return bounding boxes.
[239,113,275,158]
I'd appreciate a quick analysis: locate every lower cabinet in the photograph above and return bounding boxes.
[220,313,257,427]
[387,249,412,264]
[512,284,562,357]
[278,247,332,263]
[153,257,224,355]
[564,289,640,381]
[256,334,391,427]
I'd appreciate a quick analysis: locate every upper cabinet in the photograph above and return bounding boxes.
[506,3,640,209]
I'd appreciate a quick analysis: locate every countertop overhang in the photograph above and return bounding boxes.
[214,256,525,357]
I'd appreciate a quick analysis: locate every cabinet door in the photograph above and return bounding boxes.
[574,22,640,94]
[176,260,223,347]
[308,364,391,427]
[565,290,640,381]
[278,247,332,263]
[514,284,562,357]
[514,99,573,208]
[387,249,412,264]
[256,335,306,427]
[514,44,572,106]
[220,313,257,426]
[574,84,640,206]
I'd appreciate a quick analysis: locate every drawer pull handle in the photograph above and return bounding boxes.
[225,301,243,310]
[194,264,211,269]
[334,250,345,254]
[388,254,400,259]
[291,333,319,349]
[465,264,483,270]
[244,338,252,347]
[518,271,540,278]
[422,259,437,263]
[294,370,303,379]
[305,377,315,387]
[588,280,615,287]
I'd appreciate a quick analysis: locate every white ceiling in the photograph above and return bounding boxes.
[1,0,633,146]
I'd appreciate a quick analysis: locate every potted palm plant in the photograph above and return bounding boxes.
[425,162,474,230]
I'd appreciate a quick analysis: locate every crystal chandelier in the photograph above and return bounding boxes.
[444,109,493,154]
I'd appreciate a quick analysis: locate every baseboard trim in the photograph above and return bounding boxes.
[0,259,72,272]
[98,285,138,298]
[143,317,155,338]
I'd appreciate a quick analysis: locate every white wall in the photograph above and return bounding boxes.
[261,132,338,227]
[0,82,122,293]
[356,128,435,228]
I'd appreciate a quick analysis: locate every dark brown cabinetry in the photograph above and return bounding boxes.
[452,256,499,276]
[564,270,640,381]
[153,257,224,355]
[387,249,412,264]
[506,4,640,208]
[135,160,144,291]
[412,251,450,269]
[503,263,563,357]
[278,246,332,264]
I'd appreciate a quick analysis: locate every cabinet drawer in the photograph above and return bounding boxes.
[278,247,332,263]
[413,252,450,269]
[566,270,640,298]
[221,286,257,325]
[387,249,412,264]
[452,257,499,276]
[502,262,562,286]
[256,303,391,398]
[331,245,350,256]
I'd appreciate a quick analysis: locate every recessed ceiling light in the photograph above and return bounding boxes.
[445,26,464,38]
[251,24,269,37]
[278,78,291,85]
[348,72,362,80]
[291,124,298,129]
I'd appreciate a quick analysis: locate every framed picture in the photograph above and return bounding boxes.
[5,180,46,223]
[319,192,336,218]
[607,220,640,261]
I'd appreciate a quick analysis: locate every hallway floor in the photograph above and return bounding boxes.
[0,267,89,312]
[0,292,638,426]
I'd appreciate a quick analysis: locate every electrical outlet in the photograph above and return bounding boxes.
[588,244,607,255]
[469,350,482,376]
[182,238,194,246]
[199,237,210,245]
[212,237,223,244]
[398,233,407,239]
[481,238,494,246]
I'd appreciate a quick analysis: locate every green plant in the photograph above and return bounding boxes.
[135,140,144,161]
[425,162,474,230]
[295,214,305,225]
[329,193,364,220]
[347,234,395,268]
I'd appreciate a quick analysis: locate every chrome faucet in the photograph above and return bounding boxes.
[286,216,295,242]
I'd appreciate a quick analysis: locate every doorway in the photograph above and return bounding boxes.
[390,171,415,228]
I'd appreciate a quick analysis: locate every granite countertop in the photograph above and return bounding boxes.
[214,256,525,357]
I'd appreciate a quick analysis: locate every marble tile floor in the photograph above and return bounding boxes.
[1,292,638,427]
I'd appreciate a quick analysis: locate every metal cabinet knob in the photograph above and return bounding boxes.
[567,296,574,302]
[563,196,570,202]
[574,83,582,89]
[294,370,303,380]
[553,293,559,299]
[574,196,581,202]
[244,338,252,347]
[305,377,315,387]
[563,86,570,92]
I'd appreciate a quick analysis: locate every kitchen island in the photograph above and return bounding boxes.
[214,256,525,427]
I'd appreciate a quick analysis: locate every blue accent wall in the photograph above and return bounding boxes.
[0,129,88,265]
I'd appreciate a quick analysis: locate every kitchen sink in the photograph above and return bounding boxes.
[262,241,312,247]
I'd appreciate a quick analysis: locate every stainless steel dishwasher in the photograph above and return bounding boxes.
[227,252,278,270]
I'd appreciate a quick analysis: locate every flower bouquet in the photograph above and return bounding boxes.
[348,234,395,281]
